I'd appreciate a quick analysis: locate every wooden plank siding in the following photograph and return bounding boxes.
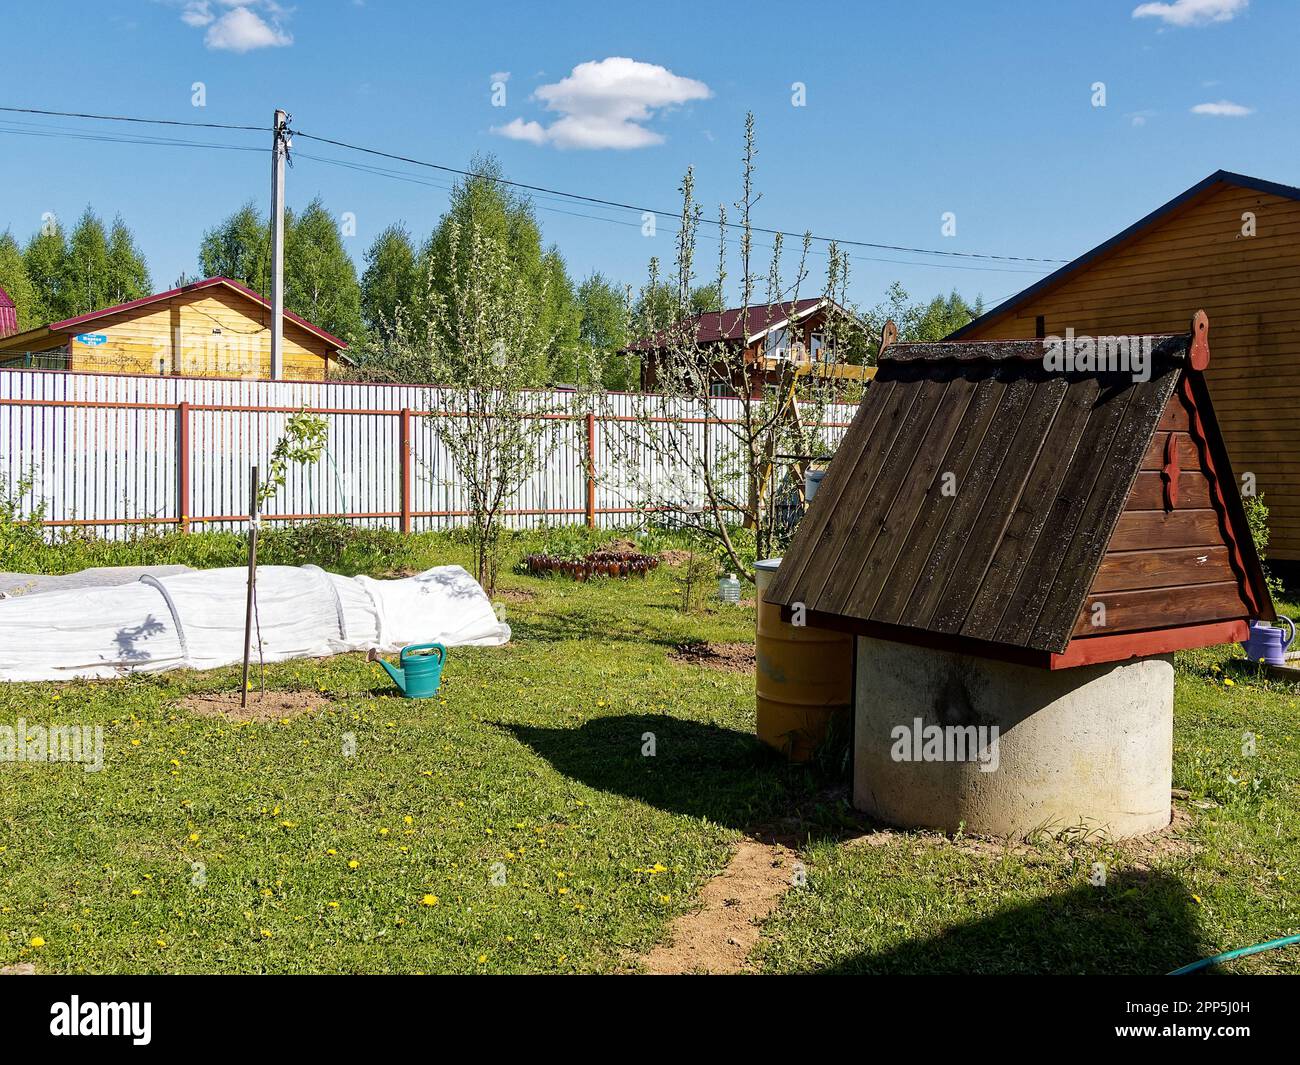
[956,180,1300,560]
[1071,386,1254,639]
[62,287,332,380]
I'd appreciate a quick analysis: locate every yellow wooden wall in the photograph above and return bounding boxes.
[961,183,1300,561]
[64,286,333,380]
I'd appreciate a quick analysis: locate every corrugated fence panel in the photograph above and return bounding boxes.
[0,368,856,537]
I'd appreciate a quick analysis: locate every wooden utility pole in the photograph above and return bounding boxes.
[269,109,289,380]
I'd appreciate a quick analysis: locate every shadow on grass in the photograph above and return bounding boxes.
[812,869,1202,975]
[500,713,840,833]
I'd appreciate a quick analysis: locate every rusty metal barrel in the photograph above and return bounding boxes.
[754,558,853,762]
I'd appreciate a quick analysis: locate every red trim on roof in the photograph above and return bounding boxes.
[48,276,349,350]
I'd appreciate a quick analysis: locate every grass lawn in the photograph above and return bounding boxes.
[1,537,1297,974]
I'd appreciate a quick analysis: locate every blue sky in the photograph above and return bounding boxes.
[1,0,1294,314]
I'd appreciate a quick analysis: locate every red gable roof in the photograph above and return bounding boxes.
[627,297,826,351]
[0,285,16,339]
[47,276,349,350]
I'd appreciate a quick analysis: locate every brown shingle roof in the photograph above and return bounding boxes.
[625,298,825,351]
[764,325,1266,658]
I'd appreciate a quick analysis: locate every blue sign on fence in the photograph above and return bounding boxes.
[74,333,109,346]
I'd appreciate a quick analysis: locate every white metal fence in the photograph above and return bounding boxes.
[0,368,858,538]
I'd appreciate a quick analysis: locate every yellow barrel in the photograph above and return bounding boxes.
[754,558,853,762]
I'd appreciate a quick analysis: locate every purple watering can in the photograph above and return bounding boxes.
[1242,616,1295,666]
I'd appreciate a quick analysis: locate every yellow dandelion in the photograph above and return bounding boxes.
[347,859,360,869]
[327,901,339,908]
[30,936,45,948]
[421,894,439,906]
[477,954,487,964]
[260,928,272,939]
[187,832,200,842]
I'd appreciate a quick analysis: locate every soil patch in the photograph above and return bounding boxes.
[641,836,799,975]
[493,587,537,604]
[669,641,756,673]
[0,963,36,975]
[658,549,697,567]
[181,689,331,722]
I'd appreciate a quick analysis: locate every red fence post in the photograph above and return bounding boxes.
[585,410,597,529]
[400,407,413,534]
[177,400,191,533]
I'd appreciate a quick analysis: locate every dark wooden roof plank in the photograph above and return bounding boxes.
[930,373,1071,636]
[869,369,1012,625]
[896,371,1042,631]
[992,378,1147,650]
[818,368,972,618]
[961,376,1103,637]
[766,368,920,608]
[837,371,984,620]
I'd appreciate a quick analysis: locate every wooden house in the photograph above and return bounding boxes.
[764,312,1273,669]
[0,276,348,380]
[951,171,1300,564]
[628,297,867,397]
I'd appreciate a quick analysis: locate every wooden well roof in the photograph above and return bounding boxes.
[764,314,1273,668]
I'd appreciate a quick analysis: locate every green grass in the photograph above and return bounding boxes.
[756,599,1300,976]
[1,532,1298,974]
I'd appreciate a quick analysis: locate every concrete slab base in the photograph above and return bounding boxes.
[853,636,1174,839]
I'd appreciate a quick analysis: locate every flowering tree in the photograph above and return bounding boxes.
[601,114,866,578]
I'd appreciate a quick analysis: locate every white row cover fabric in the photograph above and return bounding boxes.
[0,565,510,682]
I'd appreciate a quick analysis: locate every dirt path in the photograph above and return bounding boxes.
[640,835,799,975]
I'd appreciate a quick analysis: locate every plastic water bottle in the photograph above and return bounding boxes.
[718,573,741,604]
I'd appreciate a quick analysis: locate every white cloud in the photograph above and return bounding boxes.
[490,71,511,83]
[181,1,214,26]
[176,2,293,52]
[492,57,710,150]
[492,117,548,145]
[1132,0,1247,27]
[1190,99,1254,116]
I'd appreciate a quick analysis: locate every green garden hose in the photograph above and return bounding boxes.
[1168,933,1300,975]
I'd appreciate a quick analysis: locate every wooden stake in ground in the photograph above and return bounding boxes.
[240,464,261,710]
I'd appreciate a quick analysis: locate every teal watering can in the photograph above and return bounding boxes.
[368,643,447,699]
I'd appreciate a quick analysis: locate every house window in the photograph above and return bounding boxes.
[810,333,829,362]
[710,380,738,398]
[764,327,789,359]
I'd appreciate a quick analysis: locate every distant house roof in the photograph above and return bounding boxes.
[0,285,16,339]
[764,317,1271,667]
[0,276,349,354]
[625,297,832,352]
[949,170,1300,340]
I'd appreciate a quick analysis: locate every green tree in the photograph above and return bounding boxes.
[576,272,636,390]
[689,282,723,315]
[360,223,418,340]
[863,283,983,358]
[198,201,270,294]
[420,155,577,382]
[23,222,67,324]
[105,215,152,305]
[285,198,363,342]
[0,231,38,331]
[61,208,112,317]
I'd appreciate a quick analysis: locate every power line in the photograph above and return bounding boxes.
[288,127,1071,265]
[296,150,1048,276]
[0,122,265,154]
[0,103,1065,272]
[0,105,268,132]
